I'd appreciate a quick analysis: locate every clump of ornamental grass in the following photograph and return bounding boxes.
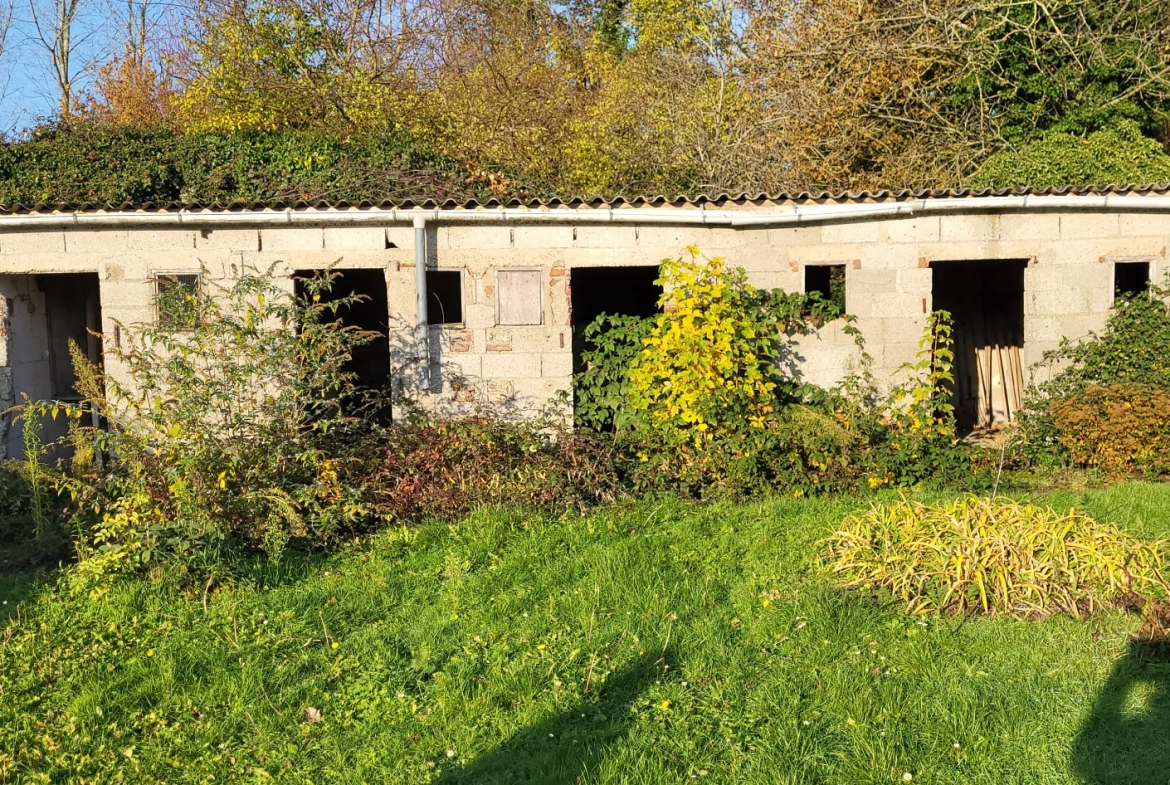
[826,496,1170,620]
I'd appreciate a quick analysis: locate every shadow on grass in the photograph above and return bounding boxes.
[1072,640,1170,785]
[434,650,669,785]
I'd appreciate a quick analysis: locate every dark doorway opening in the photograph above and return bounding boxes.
[38,273,103,399]
[931,259,1027,434]
[295,269,391,417]
[569,266,661,373]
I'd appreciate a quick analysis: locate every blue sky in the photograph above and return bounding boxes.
[0,0,174,136]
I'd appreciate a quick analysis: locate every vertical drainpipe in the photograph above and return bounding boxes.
[413,215,430,390]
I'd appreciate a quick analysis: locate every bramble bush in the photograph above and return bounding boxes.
[1020,277,1170,473]
[356,417,622,524]
[1049,384,1170,477]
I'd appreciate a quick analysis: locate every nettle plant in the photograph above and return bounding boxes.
[23,268,376,583]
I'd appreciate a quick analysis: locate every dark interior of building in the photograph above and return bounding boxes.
[294,270,392,414]
[38,272,103,399]
[931,259,1027,434]
[569,266,661,373]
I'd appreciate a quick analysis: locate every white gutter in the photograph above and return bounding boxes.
[2,193,1170,231]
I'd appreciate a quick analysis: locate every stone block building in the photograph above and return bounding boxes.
[2,185,1168,457]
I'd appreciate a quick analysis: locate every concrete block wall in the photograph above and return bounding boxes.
[0,203,1167,453]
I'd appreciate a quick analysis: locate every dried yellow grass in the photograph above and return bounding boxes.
[825,496,1170,619]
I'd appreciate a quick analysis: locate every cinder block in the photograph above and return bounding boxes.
[871,293,926,319]
[198,229,260,252]
[1042,237,1165,265]
[261,228,323,251]
[997,213,1061,241]
[574,226,638,249]
[822,219,880,244]
[635,225,720,252]
[436,351,482,380]
[857,244,919,270]
[768,226,823,247]
[512,376,570,403]
[324,227,386,252]
[1029,288,1089,317]
[896,267,933,293]
[65,230,129,253]
[446,226,512,250]
[1119,213,1170,237]
[940,214,1000,243]
[514,226,574,249]
[3,231,66,254]
[541,351,574,378]
[1060,213,1120,240]
[385,226,414,250]
[1025,316,1065,342]
[482,352,542,378]
[1023,265,1068,292]
[885,216,940,243]
[879,342,920,371]
[791,243,862,264]
[877,316,929,346]
[847,268,898,294]
[128,231,196,251]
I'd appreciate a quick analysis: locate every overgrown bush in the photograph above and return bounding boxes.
[1021,277,1170,469]
[0,123,518,205]
[827,496,1170,619]
[24,269,377,583]
[572,252,984,498]
[1049,384,1170,476]
[615,250,854,496]
[356,417,622,524]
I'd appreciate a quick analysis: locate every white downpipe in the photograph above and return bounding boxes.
[413,215,430,389]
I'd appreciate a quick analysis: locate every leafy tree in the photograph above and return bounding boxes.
[955,0,1170,145]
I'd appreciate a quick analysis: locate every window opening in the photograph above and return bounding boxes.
[1115,261,1150,301]
[804,264,846,314]
[426,270,463,325]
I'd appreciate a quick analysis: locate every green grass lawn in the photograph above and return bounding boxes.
[4,484,1170,784]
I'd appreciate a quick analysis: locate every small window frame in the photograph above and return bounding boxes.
[802,262,848,317]
[154,272,201,329]
[495,267,544,326]
[1114,260,1151,303]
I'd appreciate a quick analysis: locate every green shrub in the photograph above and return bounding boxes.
[23,269,377,582]
[573,313,654,433]
[356,417,621,523]
[572,253,983,498]
[971,121,1170,189]
[826,496,1170,619]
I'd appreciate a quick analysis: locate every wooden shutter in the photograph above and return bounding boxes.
[497,269,542,325]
